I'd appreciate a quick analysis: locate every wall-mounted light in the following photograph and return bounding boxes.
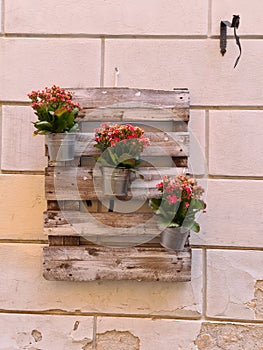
[220,15,241,68]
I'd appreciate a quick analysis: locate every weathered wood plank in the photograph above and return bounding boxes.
[47,200,81,211]
[43,87,191,283]
[144,132,189,157]
[45,166,95,200]
[43,245,191,282]
[79,156,188,168]
[44,212,161,247]
[47,200,61,210]
[45,166,188,200]
[45,211,155,228]
[77,108,189,122]
[80,120,188,133]
[45,226,80,236]
[74,131,189,157]
[72,87,189,109]
[48,235,80,246]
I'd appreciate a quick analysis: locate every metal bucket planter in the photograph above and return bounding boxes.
[160,227,190,250]
[102,167,130,196]
[46,133,76,161]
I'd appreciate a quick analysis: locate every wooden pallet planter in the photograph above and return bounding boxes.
[43,87,192,282]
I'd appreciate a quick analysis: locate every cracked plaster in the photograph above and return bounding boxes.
[207,250,263,320]
[195,322,263,350]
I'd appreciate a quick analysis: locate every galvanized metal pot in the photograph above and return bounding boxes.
[102,167,130,196]
[160,227,190,250]
[46,133,76,161]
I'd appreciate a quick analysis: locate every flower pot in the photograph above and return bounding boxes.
[46,133,76,161]
[160,227,190,250]
[102,167,130,196]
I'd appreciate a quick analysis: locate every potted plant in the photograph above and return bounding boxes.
[28,85,81,161]
[149,174,206,250]
[94,123,150,196]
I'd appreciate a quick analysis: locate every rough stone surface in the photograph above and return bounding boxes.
[96,317,201,350]
[195,322,263,349]
[254,281,263,320]
[0,313,94,349]
[246,280,263,320]
[206,250,263,321]
[90,330,140,350]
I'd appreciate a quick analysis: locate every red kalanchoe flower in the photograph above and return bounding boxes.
[94,123,151,169]
[28,85,81,135]
[149,174,207,232]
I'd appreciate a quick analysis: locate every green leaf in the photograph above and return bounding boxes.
[68,123,79,133]
[190,222,200,232]
[149,198,162,212]
[71,107,79,116]
[34,120,53,131]
[119,157,136,169]
[54,107,68,117]
[53,110,74,133]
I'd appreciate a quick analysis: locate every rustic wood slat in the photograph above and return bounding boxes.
[48,235,80,246]
[79,156,188,168]
[143,132,189,157]
[45,166,188,200]
[74,131,189,157]
[45,166,95,200]
[47,200,81,211]
[77,108,189,122]
[44,211,155,228]
[80,121,188,133]
[45,226,79,236]
[43,245,191,282]
[43,87,191,282]
[47,200,61,211]
[72,87,189,109]
[44,212,161,247]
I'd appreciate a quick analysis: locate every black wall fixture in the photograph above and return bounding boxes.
[220,15,241,68]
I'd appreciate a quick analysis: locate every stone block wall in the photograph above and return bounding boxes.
[0,1,262,348]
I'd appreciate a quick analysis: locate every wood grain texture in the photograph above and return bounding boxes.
[48,235,80,246]
[44,211,155,228]
[43,87,191,282]
[44,211,160,245]
[73,131,189,157]
[80,120,189,133]
[72,87,189,108]
[77,107,189,122]
[43,245,191,282]
[45,166,188,200]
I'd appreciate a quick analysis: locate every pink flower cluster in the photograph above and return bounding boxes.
[28,85,80,114]
[94,123,150,151]
[156,174,205,209]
